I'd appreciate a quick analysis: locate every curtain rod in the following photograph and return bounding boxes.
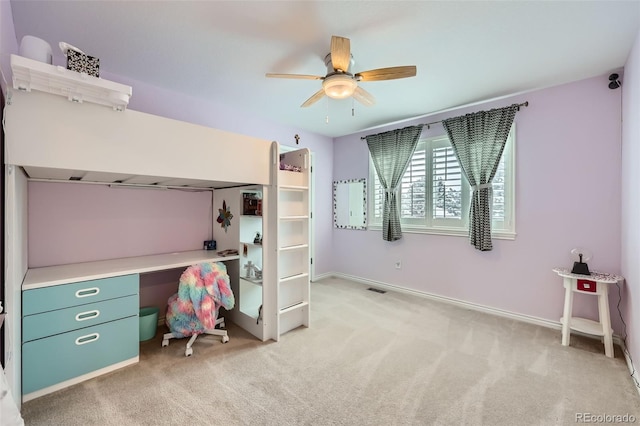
[360,101,529,140]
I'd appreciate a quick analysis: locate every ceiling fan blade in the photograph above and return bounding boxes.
[330,35,351,72]
[355,66,417,81]
[266,73,323,80]
[352,86,376,107]
[301,89,326,108]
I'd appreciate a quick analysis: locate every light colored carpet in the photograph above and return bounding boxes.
[20,277,640,425]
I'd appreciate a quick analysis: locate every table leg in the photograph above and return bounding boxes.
[561,277,573,347]
[598,285,614,358]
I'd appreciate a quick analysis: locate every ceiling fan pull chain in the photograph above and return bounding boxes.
[326,97,330,123]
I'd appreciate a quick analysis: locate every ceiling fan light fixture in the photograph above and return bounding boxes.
[322,74,357,99]
[266,36,415,108]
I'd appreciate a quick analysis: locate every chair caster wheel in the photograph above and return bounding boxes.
[185,347,193,357]
[222,335,229,343]
[162,339,169,347]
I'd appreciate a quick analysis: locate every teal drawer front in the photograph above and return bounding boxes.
[23,295,139,342]
[23,274,139,315]
[22,316,139,394]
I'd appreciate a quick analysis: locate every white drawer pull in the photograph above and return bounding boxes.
[75,310,100,321]
[75,287,100,298]
[75,333,100,345]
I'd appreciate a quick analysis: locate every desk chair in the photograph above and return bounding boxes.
[162,262,235,356]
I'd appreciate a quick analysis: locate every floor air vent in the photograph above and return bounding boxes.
[367,287,386,294]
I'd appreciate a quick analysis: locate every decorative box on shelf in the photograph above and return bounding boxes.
[66,49,100,77]
[242,192,262,216]
[10,54,131,111]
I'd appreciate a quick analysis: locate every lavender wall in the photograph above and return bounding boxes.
[621,29,640,373]
[28,182,213,268]
[333,75,624,332]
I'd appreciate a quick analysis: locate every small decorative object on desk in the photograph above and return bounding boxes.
[254,232,262,245]
[570,248,591,275]
[216,249,238,257]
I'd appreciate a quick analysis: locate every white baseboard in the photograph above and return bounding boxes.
[324,272,640,397]
[329,272,561,329]
[311,272,333,282]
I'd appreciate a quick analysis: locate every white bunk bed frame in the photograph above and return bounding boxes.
[2,87,304,403]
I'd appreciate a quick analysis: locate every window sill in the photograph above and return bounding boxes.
[367,224,516,240]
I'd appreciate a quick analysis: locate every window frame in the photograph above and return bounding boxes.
[368,126,516,240]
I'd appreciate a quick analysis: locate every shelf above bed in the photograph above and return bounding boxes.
[4,90,273,189]
[11,54,132,111]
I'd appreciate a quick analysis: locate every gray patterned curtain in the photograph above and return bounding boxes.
[442,104,518,251]
[366,125,423,241]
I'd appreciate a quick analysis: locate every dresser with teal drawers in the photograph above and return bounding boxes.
[22,274,140,401]
[20,250,239,402]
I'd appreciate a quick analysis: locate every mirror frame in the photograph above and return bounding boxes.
[333,178,367,230]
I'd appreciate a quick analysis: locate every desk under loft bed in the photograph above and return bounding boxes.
[3,56,310,404]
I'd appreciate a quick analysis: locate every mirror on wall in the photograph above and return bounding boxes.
[333,178,367,230]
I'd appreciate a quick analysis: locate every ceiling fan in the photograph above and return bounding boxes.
[266,35,417,108]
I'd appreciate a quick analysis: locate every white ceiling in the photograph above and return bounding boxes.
[8,1,640,138]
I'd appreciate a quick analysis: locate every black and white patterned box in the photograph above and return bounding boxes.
[66,49,99,77]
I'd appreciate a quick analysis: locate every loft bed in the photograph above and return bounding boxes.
[4,91,272,188]
[1,64,287,403]
[6,54,273,188]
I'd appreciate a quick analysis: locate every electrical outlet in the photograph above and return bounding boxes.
[395,260,402,269]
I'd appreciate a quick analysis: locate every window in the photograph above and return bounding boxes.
[368,126,515,239]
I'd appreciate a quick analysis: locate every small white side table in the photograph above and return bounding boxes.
[553,267,623,358]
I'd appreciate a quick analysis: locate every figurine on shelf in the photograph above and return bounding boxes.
[244,260,254,278]
[253,264,263,280]
[254,232,262,245]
